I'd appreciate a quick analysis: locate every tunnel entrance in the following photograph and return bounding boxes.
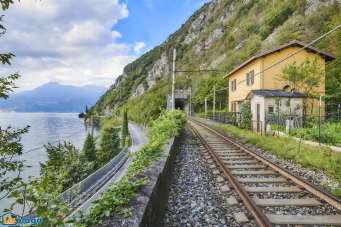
[175,99,185,110]
[166,89,191,115]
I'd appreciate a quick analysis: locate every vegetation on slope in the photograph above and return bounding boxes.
[9,119,122,226]
[92,0,341,119]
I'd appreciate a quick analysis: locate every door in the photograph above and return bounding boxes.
[256,104,260,132]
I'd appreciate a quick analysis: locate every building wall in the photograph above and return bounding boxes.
[263,97,304,116]
[250,95,265,132]
[227,46,326,114]
[250,95,304,134]
[261,46,325,115]
[228,59,262,111]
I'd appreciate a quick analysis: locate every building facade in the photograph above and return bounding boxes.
[247,90,305,133]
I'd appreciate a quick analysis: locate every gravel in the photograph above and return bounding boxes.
[163,128,256,227]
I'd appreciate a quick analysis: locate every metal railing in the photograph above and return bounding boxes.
[58,149,128,208]
[199,111,241,126]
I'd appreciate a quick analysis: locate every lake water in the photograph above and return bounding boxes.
[0,112,91,211]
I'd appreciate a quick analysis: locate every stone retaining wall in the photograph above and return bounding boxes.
[101,133,181,227]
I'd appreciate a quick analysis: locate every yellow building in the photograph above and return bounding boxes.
[224,40,335,114]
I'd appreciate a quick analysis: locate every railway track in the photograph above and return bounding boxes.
[189,118,341,226]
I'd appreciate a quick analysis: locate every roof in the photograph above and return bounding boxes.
[224,40,335,78]
[248,89,305,98]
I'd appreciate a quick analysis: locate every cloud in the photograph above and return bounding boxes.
[133,42,146,54]
[0,0,138,91]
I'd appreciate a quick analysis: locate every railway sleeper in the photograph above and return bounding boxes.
[245,186,301,193]
[266,214,341,225]
[253,198,321,207]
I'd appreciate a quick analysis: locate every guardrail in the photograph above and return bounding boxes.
[59,149,129,208]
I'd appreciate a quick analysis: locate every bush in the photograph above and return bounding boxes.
[259,1,294,39]
[240,101,252,129]
[290,122,341,145]
[40,142,92,194]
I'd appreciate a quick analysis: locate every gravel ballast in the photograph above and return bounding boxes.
[163,128,255,227]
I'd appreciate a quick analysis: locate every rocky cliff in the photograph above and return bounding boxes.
[93,0,341,119]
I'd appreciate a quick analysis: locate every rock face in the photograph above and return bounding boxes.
[147,53,170,88]
[94,0,339,113]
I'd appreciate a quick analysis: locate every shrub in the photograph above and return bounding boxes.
[240,101,252,129]
[290,122,341,145]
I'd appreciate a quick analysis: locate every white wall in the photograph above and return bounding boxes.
[250,95,304,134]
[264,97,303,116]
[250,95,265,133]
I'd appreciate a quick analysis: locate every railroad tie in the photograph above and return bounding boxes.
[237,177,287,183]
[245,186,301,193]
[231,170,276,175]
[253,198,321,207]
[266,214,341,225]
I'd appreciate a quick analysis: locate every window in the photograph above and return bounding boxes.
[231,102,237,112]
[246,70,254,86]
[268,106,274,114]
[231,79,237,91]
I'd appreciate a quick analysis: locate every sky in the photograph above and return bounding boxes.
[0,0,207,92]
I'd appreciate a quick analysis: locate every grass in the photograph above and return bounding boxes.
[203,121,341,188]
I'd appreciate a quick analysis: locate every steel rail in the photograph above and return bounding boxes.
[190,118,341,211]
[189,122,273,227]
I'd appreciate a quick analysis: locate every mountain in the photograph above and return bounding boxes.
[0,82,106,112]
[93,0,341,122]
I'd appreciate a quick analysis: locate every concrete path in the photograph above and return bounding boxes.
[68,122,147,217]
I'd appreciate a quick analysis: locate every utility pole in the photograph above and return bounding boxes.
[318,96,322,145]
[189,87,192,116]
[205,97,207,118]
[213,85,216,116]
[171,48,176,110]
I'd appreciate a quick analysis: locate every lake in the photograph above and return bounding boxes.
[0,112,91,211]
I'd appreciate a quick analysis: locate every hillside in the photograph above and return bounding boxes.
[0,82,106,112]
[93,0,341,122]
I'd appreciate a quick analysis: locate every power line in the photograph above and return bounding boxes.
[175,69,225,73]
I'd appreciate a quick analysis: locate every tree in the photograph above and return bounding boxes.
[82,134,96,162]
[0,125,29,200]
[121,108,129,147]
[96,127,120,167]
[325,11,341,113]
[240,101,252,129]
[0,0,29,201]
[40,142,91,193]
[192,74,228,112]
[281,56,324,115]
